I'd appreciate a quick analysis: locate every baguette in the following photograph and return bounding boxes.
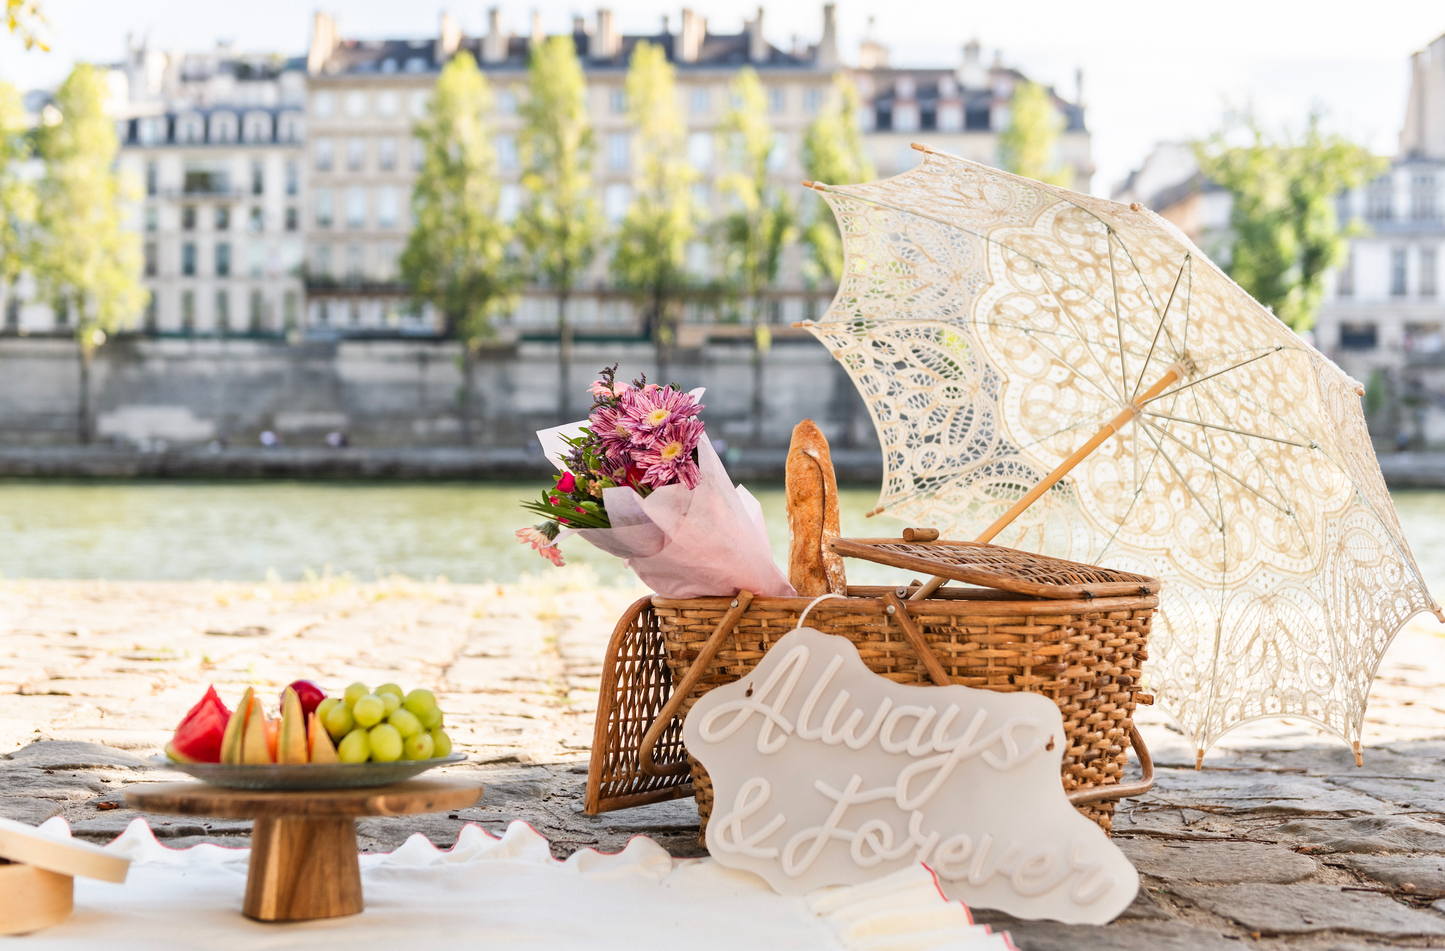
[785,419,847,596]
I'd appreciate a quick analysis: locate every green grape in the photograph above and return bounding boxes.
[337,728,371,763]
[402,689,436,715]
[403,732,434,761]
[316,697,341,723]
[429,729,452,758]
[369,723,403,762]
[324,702,355,740]
[381,692,402,716]
[419,705,444,730]
[388,708,422,738]
[375,683,404,700]
[344,682,370,707]
[353,694,386,728]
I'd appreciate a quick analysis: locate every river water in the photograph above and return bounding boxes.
[0,481,1443,596]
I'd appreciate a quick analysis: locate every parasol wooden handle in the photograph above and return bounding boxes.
[910,366,1182,600]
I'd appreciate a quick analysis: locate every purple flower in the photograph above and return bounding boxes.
[633,417,706,489]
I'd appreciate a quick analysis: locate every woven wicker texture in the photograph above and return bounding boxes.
[829,538,1160,599]
[584,598,694,814]
[650,589,1156,837]
[805,147,1438,756]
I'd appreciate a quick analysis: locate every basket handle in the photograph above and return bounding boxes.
[638,590,754,777]
[1066,722,1155,806]
[882,590,952,687]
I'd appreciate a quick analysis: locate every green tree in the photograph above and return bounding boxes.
[998,80,1073,187]
[5,0,47,50]
[31,64,144,443]
[1196,112,1383,332]
[400,51,514,443]
[610,41,695,382]
[517,35,601,421]
[719,67,795,442]
[801,76,874,284]
[0,79,34,295]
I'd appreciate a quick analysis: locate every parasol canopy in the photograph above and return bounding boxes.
[801,144,1442,762]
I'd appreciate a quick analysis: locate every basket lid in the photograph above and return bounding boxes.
[826,537,1161,600]
[0,817,130,882]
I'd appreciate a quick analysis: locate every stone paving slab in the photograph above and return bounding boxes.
[3,579,1445,948]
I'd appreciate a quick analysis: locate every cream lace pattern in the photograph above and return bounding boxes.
[809,149,1437,754]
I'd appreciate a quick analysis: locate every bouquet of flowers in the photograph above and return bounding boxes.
[516,365,794,599]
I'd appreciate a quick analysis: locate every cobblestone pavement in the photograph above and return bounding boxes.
[3,577,1445,950]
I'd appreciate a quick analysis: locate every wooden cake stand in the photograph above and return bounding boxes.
[126,777,483,922]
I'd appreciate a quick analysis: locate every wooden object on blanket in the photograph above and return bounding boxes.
[126,778,482,922]
[785,419,847,596]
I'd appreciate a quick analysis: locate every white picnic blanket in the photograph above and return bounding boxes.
[9,818,1013,950]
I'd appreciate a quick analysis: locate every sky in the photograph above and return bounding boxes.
[0,1,1438,197]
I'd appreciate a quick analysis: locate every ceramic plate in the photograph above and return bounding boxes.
[150,754,468,790]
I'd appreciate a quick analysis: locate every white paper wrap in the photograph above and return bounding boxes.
[545,428,795,599]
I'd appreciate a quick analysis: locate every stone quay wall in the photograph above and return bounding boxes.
[0,335,878,454]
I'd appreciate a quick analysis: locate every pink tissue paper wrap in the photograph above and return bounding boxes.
[552,438,795,599]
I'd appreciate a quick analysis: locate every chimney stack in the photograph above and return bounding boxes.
[435,11,461,64]
[483,8,508,63]
[679,8,704,63]
[958,38,984,88]
[531,11,544,46]
[745,7,767,63]
[307,11,339,75]
[595,9,619,58]
[814,4,839,69]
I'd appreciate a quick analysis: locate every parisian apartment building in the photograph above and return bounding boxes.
[1,5,1093,342]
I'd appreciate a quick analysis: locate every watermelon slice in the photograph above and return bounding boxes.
[169,686,233,763]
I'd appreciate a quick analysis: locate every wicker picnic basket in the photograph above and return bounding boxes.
[584,535,1160,837]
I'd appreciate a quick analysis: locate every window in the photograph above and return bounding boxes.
[5,294,17,329]
[804,87,822,114]
[405,57,427,74]
[248,242,265,278]
[281,114,302,143]
[1391,248,1408,296]
[496,134,518,171]
[378,137,397,171]
[348,301,361,325]
[285,206,298,231]
[215,242,231,277]
[347,137,365,171]
[1336,248,1354,297]
[248,207,263,233]
[179,116,202,143]
[1423,247,1438,297]
[768,88,785,114]
[498,183,520,222]
[690,88,709,115]
[313,91,335,118]
[767,132,788,172]
[1339,322,1377,350]
[686,241,708,277]
[381,58,397,74]
[604,183,631,224]
[315,138,334,171]
[920,105,937,131]
[215,289,230,332]
[285,160,298,196]
[251,161,264,195]
[964,104,990,130]
[181,290,195,331]
[210,113,236,143]
[144,242,157,277]
[1405,322,1444,354]
[346,245,363,283]
[346,187,366,228]
[316,245,332,279]
[409,91,428,118]
[1413,176,1438,221]
[609,88,626,114]
[54,297,68,326]
[182,242,197,276]
[411,138,424,171]
[375,242,399,281]
[145,161,158,196]
[182,206,196,230]
[183,163,229,194]
[283,290,298,329]
[875,105,893,131]
[215,206,230,231]
[143,294,157,332]
[497,89,517,115]
[691,183,710,212]
[1366,177,1394,221]
[315,189,334,227]
[687,132,713,171]
[138,118,159,146]
[145,206,158,232]
[249,290,264,331]
[607,133,629,171]
[378,90,398,117]
[244,114,270,143]
[377,186,398,228]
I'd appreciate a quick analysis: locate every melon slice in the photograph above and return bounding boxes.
[242,694,272,764]
[219,687,254,765]
[277,687,308,764]
[308,712,339,764]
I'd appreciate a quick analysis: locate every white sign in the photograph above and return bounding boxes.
[683,628,1140,924]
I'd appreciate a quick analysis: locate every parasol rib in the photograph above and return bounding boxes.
[911,363,1182,600]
